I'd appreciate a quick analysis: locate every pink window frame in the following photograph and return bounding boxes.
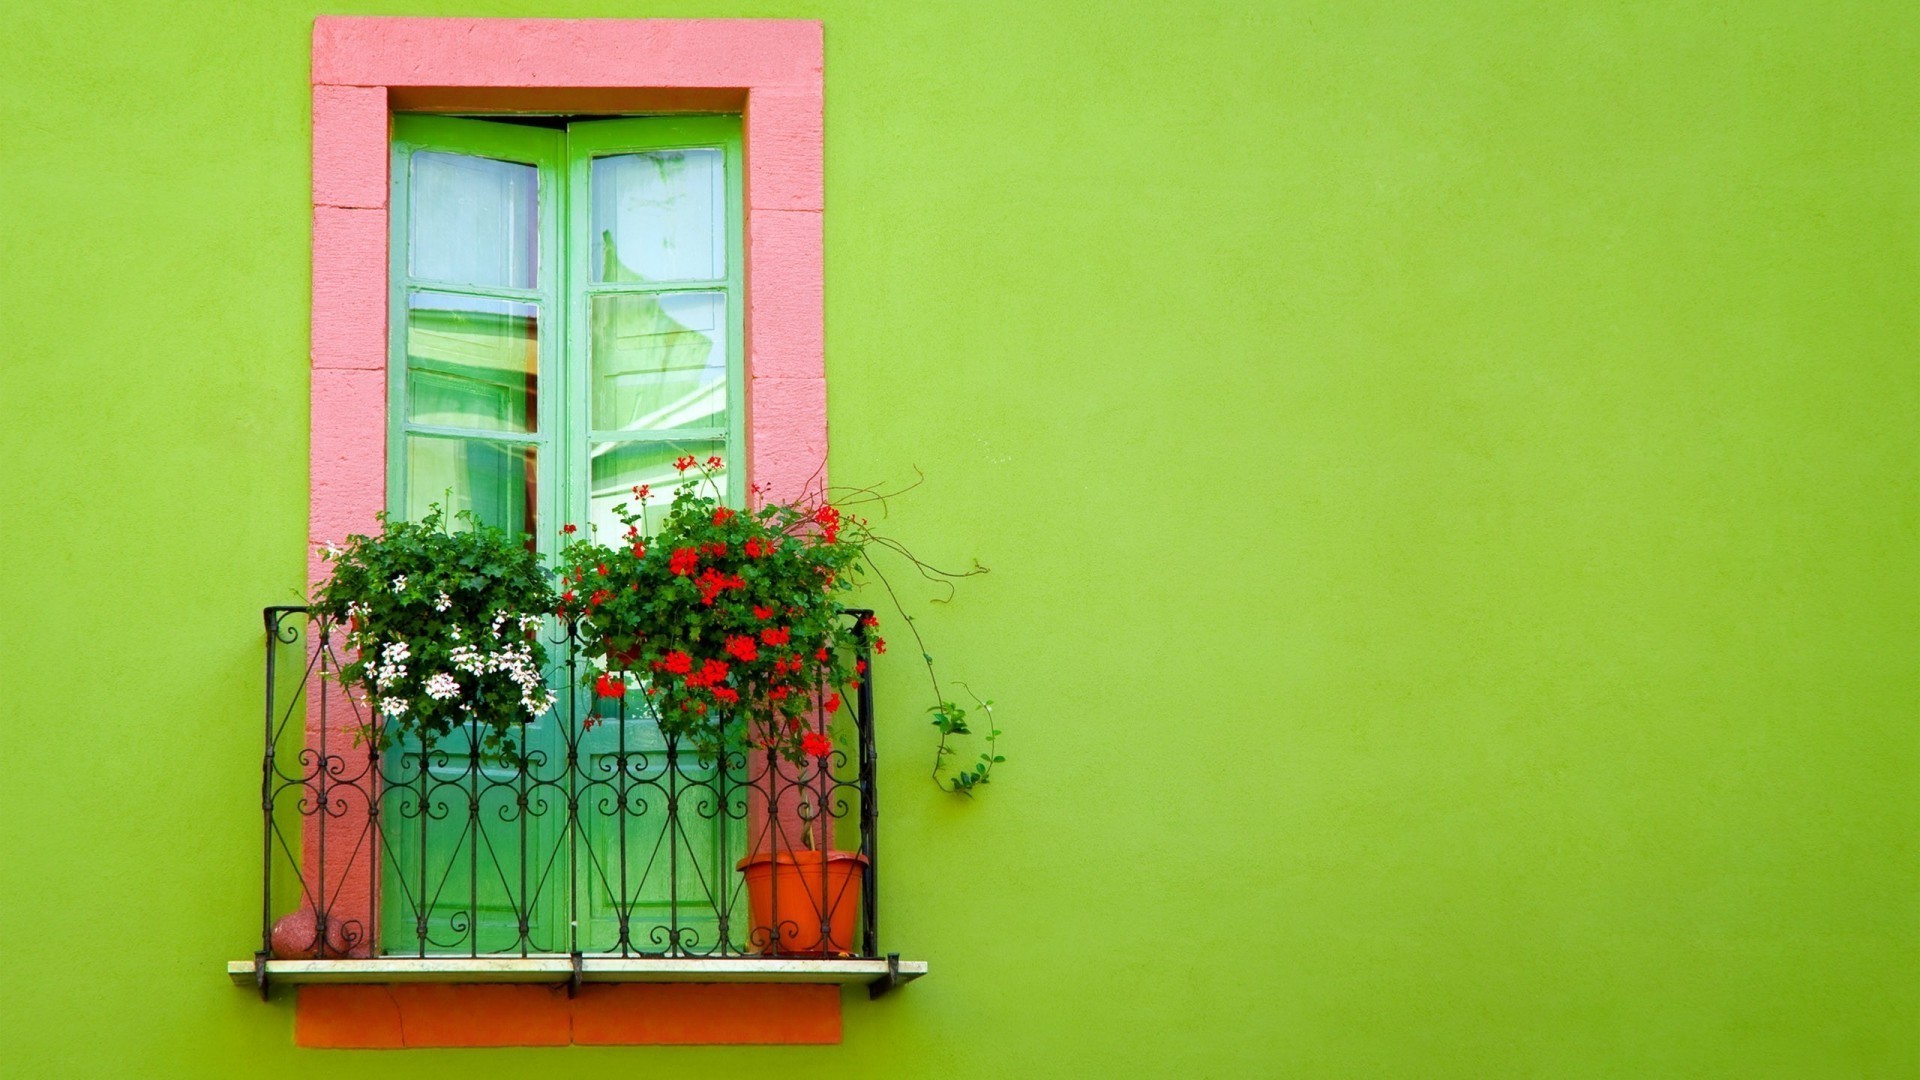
[305,16,825,951]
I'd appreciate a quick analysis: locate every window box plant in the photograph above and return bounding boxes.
[313,505,558,758]
[558,456,998,955]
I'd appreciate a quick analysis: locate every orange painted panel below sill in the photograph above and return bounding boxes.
[297,983,842,1048]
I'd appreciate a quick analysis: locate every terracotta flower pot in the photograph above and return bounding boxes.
[736,849,869,956]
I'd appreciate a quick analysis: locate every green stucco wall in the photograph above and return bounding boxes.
[3,2,1915,1075]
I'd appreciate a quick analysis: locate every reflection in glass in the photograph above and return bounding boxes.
[587,440,726,540]
[589,292,725,434]
[405,293,538,433]
[410,151,538,289]
[405,434,537,539]
[590,149,724,283]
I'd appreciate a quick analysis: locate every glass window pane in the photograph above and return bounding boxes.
[590,149,724,283]
[589,292,726,434]
[587,440,726,541]
[405,434,537,540]
[405,292,539,434]
[410,150,538,289]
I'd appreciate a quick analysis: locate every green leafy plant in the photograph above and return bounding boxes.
[558,456,1001,791]
[929,689,1003,793]
[312,505,557,757]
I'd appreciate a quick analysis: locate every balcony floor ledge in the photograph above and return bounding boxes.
[227,955,927,989]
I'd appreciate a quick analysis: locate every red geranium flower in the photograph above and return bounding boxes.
[632,484,650,499]
[752,605,774,620]
[823,692,842,714]
[589,589,611,607]
[801,731,832,759]
[705,455,724,469]
[759,626,790,647]
[712,507,736,526]
[695,568,744,605]
[662,651,693,675]
[711,686,739,705]
[631,544,646,558]
[669,548,699,575]
[811,505,843,543]
[724,635,759,662]
[562,523,578,534]
[673,456,696,472]
[594,672,625,699]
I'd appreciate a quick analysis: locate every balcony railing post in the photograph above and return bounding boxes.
[259,608,285,995]
[848,609,879,958]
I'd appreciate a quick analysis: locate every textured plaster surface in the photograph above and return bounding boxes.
[297,983,839,1047]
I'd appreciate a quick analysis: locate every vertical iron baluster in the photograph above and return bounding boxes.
[315,621,331,958]
[367,728,380,957]
[517,711,529,957]
[617,693,631,955]
[852,612,878,957]
[467,715,480,957]
[260,609,280,975]
[815,672,830,952]
[756,737,771,949]
[666,733,680,956]
[566,621,581,965]
[714,737,725,949]
[415,737,428,958]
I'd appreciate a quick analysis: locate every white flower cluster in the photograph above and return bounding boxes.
[374,640,411,691]
[347,609,555,742]
[441,614,555,717]
[391,575,408,593]
[433,591,452,612]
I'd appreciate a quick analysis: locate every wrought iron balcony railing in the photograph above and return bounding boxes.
[237,605,921,997]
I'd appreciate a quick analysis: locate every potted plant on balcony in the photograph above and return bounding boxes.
[273,506,555,959]
[558,456,999,956]
[313,505,558,758]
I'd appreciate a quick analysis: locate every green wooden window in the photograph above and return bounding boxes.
[382,114,746,956]
[387,113,746,562]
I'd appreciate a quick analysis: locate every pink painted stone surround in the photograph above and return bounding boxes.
[305,17,825,959]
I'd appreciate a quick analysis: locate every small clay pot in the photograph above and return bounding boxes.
[270,907,351,959]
